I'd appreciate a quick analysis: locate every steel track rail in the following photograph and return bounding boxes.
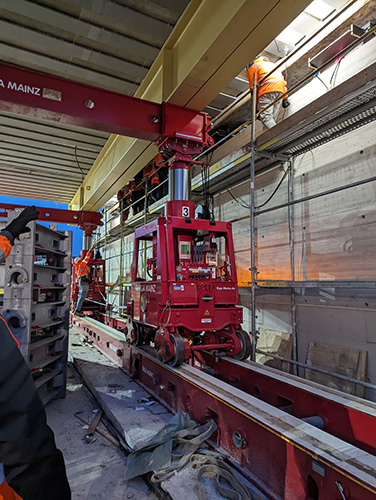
[196,351,376,455]
[71,315,376,499]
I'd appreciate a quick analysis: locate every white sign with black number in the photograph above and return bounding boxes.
[182,206,190,217]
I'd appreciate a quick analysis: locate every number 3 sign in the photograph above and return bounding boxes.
[182,206,190,217]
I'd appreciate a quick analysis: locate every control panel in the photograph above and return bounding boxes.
[176,263,216,280]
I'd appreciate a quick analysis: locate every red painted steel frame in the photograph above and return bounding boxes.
[197,352,376,456]
[131,215,241,333]
[0,202,103,233]
[133,351,376,500]
[0,63,212,145]
[69,316,376,500]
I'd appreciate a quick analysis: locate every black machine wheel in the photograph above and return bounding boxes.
[169,333,187,367]
[133,322,143,346]
[232,329,252,360]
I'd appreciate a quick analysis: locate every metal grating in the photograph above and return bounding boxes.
[200,78,376,197]
[269,86,376,154]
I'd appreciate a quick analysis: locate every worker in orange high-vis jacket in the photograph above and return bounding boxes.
[247,56,289,129]
[0,206,71,500]
[73,245,94,316]
[143,156,162,204]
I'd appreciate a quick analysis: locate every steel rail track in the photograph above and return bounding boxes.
[71,315,376,499]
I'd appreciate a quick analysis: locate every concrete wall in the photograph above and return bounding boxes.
[218,120,376,400]
[99,31,376,398]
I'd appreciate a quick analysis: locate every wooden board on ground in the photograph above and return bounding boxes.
[256,328,292,373]
[305,342,367,398]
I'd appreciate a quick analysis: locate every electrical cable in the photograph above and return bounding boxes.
[227,189,251,209]
[161,301,171,328]
[74,146,86,182]
[316,75,330,92]
[274,39,284,54]
[200,149,215,220]
[330,56,343,89]
[227,166,289,211]
[255,167,289,209]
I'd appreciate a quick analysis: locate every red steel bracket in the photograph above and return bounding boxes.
[0,203,103,234]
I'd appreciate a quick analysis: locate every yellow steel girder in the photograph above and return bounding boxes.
[69,0,311,211]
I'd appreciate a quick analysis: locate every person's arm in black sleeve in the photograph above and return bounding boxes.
[0,206,40,264]
[0,319,71,499]
[5,206,40,239]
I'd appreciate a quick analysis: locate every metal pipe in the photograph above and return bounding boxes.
[256,348,376,390]
[168,168,191,201]
[250,74,258,361]
[143,180,148,278]
[288,159,298,376]
[119,224,124,316]
[256,171,376,216]
[82,234,93,250]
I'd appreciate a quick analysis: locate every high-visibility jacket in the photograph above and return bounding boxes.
[247,57,287,101]
[0,469,23,500]
[154,153,166,170]
[0,231,13,262]
[118,180,137,202]
[0,234,71,500]
[73,249,93,281]
[143,163,159,185]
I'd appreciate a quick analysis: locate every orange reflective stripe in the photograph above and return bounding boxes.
[154,153,166,168]
[82,250,93,265]
[0,317,20,348]
[0,235,12,259]
[0,480,24,500]
[259,77,284,87]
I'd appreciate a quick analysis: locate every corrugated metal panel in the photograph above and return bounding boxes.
[0,0,189,203]
[0,111,109,202]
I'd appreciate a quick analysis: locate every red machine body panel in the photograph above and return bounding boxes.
[130,215,242,332]
[127,212,249,364]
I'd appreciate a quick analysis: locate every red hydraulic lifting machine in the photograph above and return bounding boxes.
[0,62,251,365]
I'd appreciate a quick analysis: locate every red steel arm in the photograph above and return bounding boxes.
[0,63,213,147]
[0,203,103,234]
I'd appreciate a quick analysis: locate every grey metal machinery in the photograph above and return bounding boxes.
[2,213,72,404]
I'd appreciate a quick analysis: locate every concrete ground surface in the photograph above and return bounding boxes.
[46,328,265,500]
[46,366,156,500]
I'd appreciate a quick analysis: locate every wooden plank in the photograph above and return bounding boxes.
[256,328,292,373]
[305,341,367,397]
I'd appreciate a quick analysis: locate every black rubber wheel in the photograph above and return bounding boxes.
[169,333,187,367]
[133,322,143,346]
[232,330,252,360]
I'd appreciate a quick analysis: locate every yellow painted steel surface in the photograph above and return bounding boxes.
[70,0,311,211]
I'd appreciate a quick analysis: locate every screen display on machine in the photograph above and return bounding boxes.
[179,241,191,260]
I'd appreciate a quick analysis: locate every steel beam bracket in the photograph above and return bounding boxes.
[0,203,103,236]
[254,149,290,162]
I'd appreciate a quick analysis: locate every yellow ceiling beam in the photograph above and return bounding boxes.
[70,0,311,211]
